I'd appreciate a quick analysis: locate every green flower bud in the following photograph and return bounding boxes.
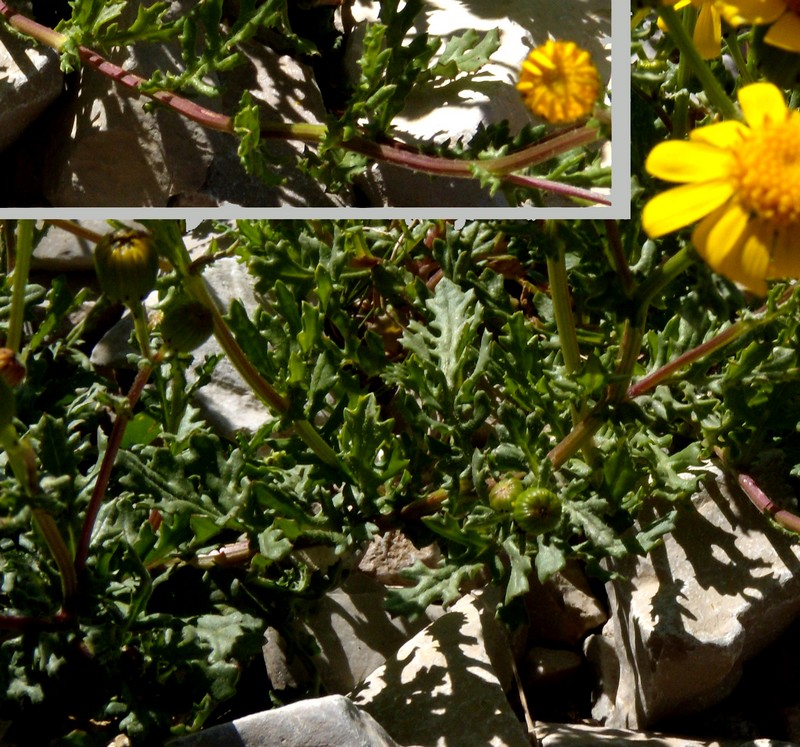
[513,487,561,534]
[489,477,524,512]
[94,229,158,304]
[0,348,25,388]
[0,377,15,430]
[160,298,214,353]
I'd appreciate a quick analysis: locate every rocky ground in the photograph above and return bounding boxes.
[0,0,611,207]
[28,222,800,746]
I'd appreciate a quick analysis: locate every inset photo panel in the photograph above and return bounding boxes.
[0,0,624,215]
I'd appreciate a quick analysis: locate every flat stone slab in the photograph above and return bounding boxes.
[352,589,528,747]
[0,25,63,152]
[590,467,800,729]
[535,722,798,746]
[169,694,401,747]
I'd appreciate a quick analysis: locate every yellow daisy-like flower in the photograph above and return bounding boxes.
[516,40,600,124]
[642,82,800,294]
[661,0,724,58]
[718,0,800,52]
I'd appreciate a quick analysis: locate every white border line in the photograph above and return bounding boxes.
[0,1,630,220]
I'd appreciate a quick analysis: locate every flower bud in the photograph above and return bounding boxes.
[513,487,561,534]
[94,229,158,304]
[159,298,214,353]
[0,348,25,388]
[488,477,524,512]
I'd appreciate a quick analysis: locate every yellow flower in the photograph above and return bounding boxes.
[516,40,600,124]
[642,82,800,294]
[719,0,800,52]
[661,0,724,58]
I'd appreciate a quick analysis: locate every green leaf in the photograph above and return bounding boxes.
[535,536,566,583]
[502,536,532,603]
[401,277,483,395]
[384,560,485,619]
[433,28,500,78]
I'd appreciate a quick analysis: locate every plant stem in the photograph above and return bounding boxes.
[74,361,153,577]
[129,300,153,361]
[627,322,744,399]
[547,246,696,470]
[7,220,34,356]
[734,469,800,535]
[724,28,753,85]
[657,4,739,121]
[180,271,343,470]
[626,284,796,399]
[0,424,77,600]
[546,240,581,376]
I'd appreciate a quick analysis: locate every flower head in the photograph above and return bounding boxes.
[643,82,800,294]
[719,0,800,52]
[516,40,600,124]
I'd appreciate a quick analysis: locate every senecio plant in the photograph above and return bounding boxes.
[4,207,800,742]
[0,0,611,205]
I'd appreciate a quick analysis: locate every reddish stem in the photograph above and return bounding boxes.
[73,362,153,577]
[734,470,800,535]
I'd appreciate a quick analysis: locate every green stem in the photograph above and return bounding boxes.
[657,4,739,121]
[0,424,77,600]
[547,246,696,470]
[546,240,581,375]
[603,220,633,297]
[129,300,152,360]
[724,28,753,85]
[181,272,342,470]
[7,220,34,355]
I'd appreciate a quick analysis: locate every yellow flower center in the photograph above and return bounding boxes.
[730,111,800,227]
[516,40,600,124]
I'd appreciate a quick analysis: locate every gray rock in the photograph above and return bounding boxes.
[169,694,401,747]
[42,3,214,206]
[534,722,798,747]
[357,529,441,586]
[589,467,800,729]
[301,571,437,695]
[526,647,583,685]
[0,25,63,152]
[205,41,352,207]
[526,558,608,646]
[352,588,528,747]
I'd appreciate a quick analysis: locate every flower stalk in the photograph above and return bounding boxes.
[7,221,34,356]
[657,4,739,120]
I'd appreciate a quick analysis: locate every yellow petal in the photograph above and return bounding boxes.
[692,204,767,294]
[768,224,800,278]
[764,12,800,53]
[694,200,750,267]
[694,3,721,59]
[690,120,749,148]
[738,82,788,128]
[720,0,785,25]
[642,181,733,237]
[645,140,733,182]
